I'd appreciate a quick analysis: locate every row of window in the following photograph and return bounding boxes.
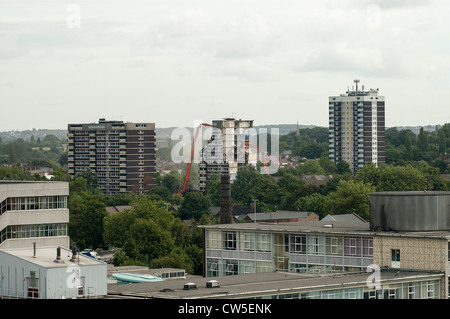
[254,280,440,299]
[206,259,272,277]
[0,223,68,244]
[206,231,373,257]
[0,196,68,215]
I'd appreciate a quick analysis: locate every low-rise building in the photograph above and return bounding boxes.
[200,191,450,298]
[0,181,107,299]
[0,245,107,299]
[106,268,443,299]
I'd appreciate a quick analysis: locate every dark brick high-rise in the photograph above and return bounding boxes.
[67,118,156,195]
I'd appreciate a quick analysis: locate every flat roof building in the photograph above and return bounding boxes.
[106,268,443,299]
[199,191,450,298]
[0,245,107,299]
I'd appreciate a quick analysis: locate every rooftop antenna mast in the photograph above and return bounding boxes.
[354,79,360,92]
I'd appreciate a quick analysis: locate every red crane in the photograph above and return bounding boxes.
[179,123,271,195]
[180,123,212,195]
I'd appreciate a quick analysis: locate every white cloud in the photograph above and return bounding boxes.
[1,0,450,130]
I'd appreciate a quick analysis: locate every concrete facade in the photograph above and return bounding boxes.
[201,220,450,299]
[0,181,70,250]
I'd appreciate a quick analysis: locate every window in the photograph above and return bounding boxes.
[326,237,342,255]
[78,276,86,296]
[240,261,255,274]
[362,238,373,257]
[243,232,255,251]
[225,260,238,276]
[308,235,325,255]
[224,232,237,250]
[384,289,398,299]
[0,224,67,244]
[256,233,271,252]
[408,284,415,299]
[290,263,307,273]
[391,249,400,268]
[207,231,220,249]
[290,235,306,254]
[344,237,361,257]
[364,289,381,299]
[391,249,400,262]
[27,271,39,299]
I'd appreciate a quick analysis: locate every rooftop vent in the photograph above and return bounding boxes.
[70,246,79,262]
[183,282,197,290]
[54,246,64,263]
[206,280,220,288]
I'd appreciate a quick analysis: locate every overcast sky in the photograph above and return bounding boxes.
[1,0,449,131]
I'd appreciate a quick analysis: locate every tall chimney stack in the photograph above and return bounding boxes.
[219,174,232,224]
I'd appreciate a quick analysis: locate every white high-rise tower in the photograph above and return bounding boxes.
[329,80,385,174]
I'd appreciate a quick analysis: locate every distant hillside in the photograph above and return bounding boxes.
[0,129,67,142]
[0,124,441,142]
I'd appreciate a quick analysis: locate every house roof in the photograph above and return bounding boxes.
[245,211,316,221]
[105,205,132,214]
[321,213,366,223]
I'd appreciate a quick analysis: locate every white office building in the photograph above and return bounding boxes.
[0,245,107,299]
[0,181,70,250]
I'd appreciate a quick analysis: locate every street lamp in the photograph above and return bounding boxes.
[252,199,259,223]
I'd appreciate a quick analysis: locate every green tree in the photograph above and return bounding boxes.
[231,165,282,209]
[0,166,40,180]
[282,184,321,211]
[150,247,194,274]
[103,196,185,266]
[75,168,99,193]
[293,193,328,219]
[204,173,221,206]
[318,156,338,175]
[297,160,326,176]
[323,179,376,221]
[161,170,183,193]
[277,173,305,194]
[356,164,429,191]
[148,185,172,201]
[336,161,352,175]
[68,177,108,249]
[178,191,212,220]
[8,142,18,164]
[58,152,68,167]
[51,168,71,181]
